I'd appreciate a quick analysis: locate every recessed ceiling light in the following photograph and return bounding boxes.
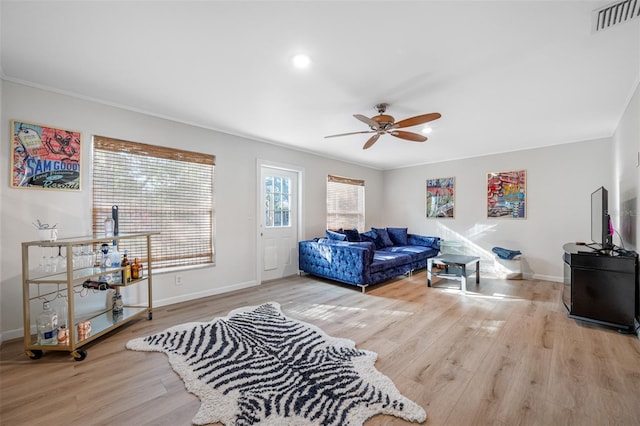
[422,127,433,134]
[291,54,311,69]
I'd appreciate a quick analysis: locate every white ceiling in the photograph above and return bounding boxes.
[1,1,639,170]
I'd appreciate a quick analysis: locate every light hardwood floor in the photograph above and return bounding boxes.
[1,271,639,426]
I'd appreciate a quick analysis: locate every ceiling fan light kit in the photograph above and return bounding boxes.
[326,103,441,149]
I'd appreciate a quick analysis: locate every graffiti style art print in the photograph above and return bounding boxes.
[426,177,455,218]
[487,170,526,219]
[11,120,81,191]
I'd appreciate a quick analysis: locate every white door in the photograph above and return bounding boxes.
[259,166,299,282]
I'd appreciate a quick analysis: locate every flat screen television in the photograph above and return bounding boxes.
[591,186,613,250]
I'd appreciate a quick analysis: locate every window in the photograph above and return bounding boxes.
[327,175,365,231]
[264,175,291,228]
[92,136,215,270]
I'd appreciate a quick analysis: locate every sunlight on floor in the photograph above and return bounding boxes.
[438,287,525,301]
[287,302,415,328]
[468,318,507,336]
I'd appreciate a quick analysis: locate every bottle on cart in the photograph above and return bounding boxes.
[121,250,131,283]
[99,243,110,268]
[112,292,124,316]
[99,243,113,284]
[37,301,58,345]
[109,241,121,283]
[132,258,142,280]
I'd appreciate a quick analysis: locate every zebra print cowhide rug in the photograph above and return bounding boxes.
[126,302,426,425]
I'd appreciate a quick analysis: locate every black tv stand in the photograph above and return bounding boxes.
[563,243,639,332]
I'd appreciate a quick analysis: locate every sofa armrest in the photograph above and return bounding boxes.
[298,239,376,285]
[407,234,440,251]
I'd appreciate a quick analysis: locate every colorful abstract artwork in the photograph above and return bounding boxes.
[487,170,526,219]
[426,177,455,218]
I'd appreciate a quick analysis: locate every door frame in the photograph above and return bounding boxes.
[256,159,304,285]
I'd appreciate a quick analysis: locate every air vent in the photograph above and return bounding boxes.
[593,0,640,32]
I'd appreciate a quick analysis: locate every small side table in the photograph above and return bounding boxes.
[427,254,480,294]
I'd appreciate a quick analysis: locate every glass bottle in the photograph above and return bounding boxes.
[131,258,141,280]
[112,292,124,316]
[37,301,58,345]
[99,243,112,284]
[121,250,131,283]
[99,243,110,268]
[104,217,115,237]
[109,241,121,284]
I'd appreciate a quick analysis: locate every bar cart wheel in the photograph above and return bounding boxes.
[71,350,87,361]
[148,311,153,320]
[26,349,43,360]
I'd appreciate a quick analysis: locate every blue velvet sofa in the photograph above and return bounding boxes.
[298,227,440,292]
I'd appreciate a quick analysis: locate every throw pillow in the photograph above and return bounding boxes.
[372,227,394,247]
[359,231,376,244]
[343,229,361,242]
[387,227,408,246]
[326,230,346,241]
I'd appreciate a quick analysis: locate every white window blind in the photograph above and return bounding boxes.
[327,175,365,231]
[92,136,215,270]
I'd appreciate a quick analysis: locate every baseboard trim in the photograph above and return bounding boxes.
[153,280,258,308]
[529,273,563,283]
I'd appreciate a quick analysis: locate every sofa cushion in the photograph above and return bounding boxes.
[370,251,412,273]
[372,227,394,248]
[326,230,346,241]
[343,228,361,242]
[407,234,441,250]
[386,227,408,246]
[381,245,437,262]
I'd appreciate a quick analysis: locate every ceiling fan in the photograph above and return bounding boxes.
[325,103,442,150]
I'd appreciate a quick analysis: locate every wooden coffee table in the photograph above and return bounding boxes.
[427,254,480,294]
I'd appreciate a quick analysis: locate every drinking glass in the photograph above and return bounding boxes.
[82,245,95,268]
[48,247,57,273]
[56,246,66,272]
[40,247,47,272]
[72,246,81,269]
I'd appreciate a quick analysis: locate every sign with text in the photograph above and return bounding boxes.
[11,120,81,191]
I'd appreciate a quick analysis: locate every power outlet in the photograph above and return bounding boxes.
[175,275,183,286]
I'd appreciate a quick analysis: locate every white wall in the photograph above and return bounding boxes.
[2,79,637,341]
[382,138,613,282]
[0,81,384,340]
[612,82,639,252]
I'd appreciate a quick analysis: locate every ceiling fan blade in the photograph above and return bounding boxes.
[354,114,380,129]
[324,130,375,138]
[363,134,381,149]
[390,130,428,142]
[393,112,442,129]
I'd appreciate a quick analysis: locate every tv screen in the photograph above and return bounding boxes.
[591,186,613,250]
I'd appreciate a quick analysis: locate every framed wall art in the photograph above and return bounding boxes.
[11,120,81,191]
[487,169,526,219]
[426,177,455,218]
